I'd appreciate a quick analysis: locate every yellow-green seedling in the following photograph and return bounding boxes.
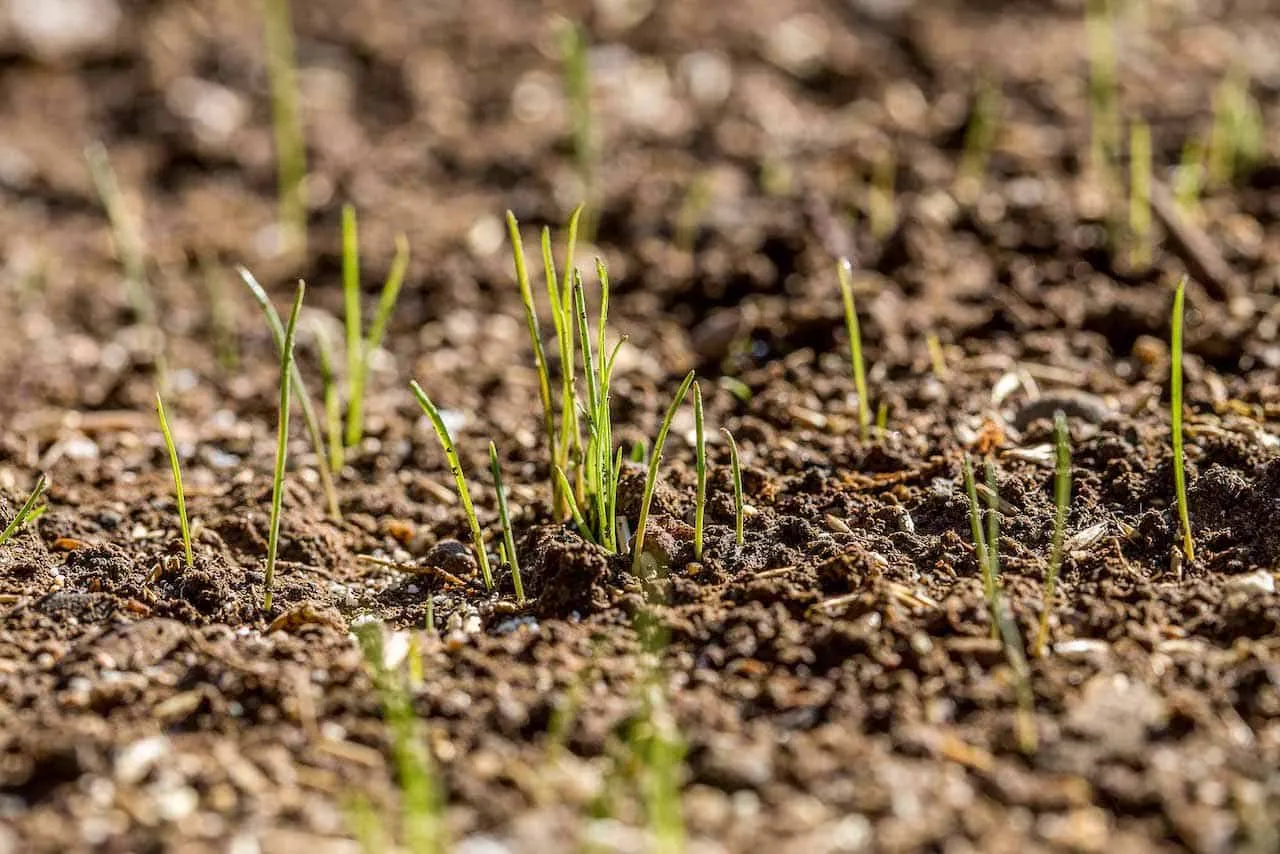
[1170,276,1194,563]
[264,281,305,612]
[720,428,744,547]
[632,371,697,575]
[837,258,871,441]
[554,465,591,542]
[489,441,525,603]
[1207,69,1263,188]
[1034,411,1072,657]
[560,20,594,230]
[0,474,48,549]
[966,454,1037,753]
[693,382,707,561]
[410,382,493,590]
[956,79,1002,199]
[1174,137,1206,217]
[631,680,687,854]
[155,393,193,569]
[262,0,307,257]
[1085,0,1120,181]
[85,142,152,326]
[1129,120,1152,268]
[237,267,341,519]
[343,206,411,449]
[351,617,445,854]
[868,150,896,240]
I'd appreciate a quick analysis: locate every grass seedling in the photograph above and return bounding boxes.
[554,465,591,541]
[351,618,445,854]
[238,267,341,519]
[837,258,872,441]
[1034,412,1072,658]
[155,393,193,569]
[1170,276,1194,563]
[965,455,1036,753]
[506,212,558,509]
[489,441,525,603]
[262,0,307,257]
[342,208,411,449]
[1129,120,1152,269]
[693,382,707,561]
[632,371,696,575]
[264,282,305,612]
[720,428,744,547]
[410,382,493,590]
[1174,137,1206,217]
[875,401,889,436]
[1207,68,1263,188]
[632,680,687,854]
[199,256,239,372]
[0,475,48,549]
[85,142,152,326]
[868,151,896,240]
[1085,0,1120,182]
[956,79,1001,201]
[560,20,594,232]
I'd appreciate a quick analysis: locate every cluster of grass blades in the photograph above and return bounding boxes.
[0,474,48,549]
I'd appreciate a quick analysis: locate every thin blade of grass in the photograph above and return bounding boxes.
[410,381,493,590]
[261,0,307,257]
[489,441,525,604]
[237,266,342,520]
[1171,276,1194,562]
[632,371,696,575]
[1035,411,1072,657]
[342,204,363,447]
[720,428,744,546]
[156,393,193,568]
[693,382,706,561]
[0,475,48,548]
[837,258,871,441]
[264,281,305,612]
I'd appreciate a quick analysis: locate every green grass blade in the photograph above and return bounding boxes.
[632,371,696,575]
[155,393,193,568]
[1171,276,1194,562]
[237,266,341,519]
[410,381,493,590]
[489,441,525,603]
[342,204,364,447]
[1035,412,1072,657]
[507,214,559,513]
[962,455,992,604]
[837,258,871,441]
[84,142,152,326]
[720,428,744,546]
[365,233,410,356]
[693,382,706,561]
[262,0,307,257]
[264,281,305,612]
[0,475,48,549]
[554,466,593,542]
[984,458,1001,588]
[1129,120,1152,268]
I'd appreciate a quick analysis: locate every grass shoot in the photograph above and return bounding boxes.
[1085,0,1120,182]
[693,382,707,561]
[1034,411,1072,658]
[313,322,345,474]
[1170,276,1194,563]
[631,371,696,575]
[85,142,152,327]
[956,79,1001,200]
[0,475,48,549]
[489,441,525,603]
[868,150,896,240]
[1207,68,1263,188]
[720,428,744,547]
[560,20,594,232]
[1174,137,1206,217]
[155,393,194,569]
[837,258,871,441]
[1129,120,1152,268]
[264,281,305,613]
[410,381,493,590]
[237,267,341,519]
[262,0,307,258]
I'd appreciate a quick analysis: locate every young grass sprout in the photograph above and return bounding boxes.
[410,382,493,590]
[262,0,307,257]
[1034,411,1072,658]
[489,441,525,603]
[1170,276,1194,563]
[837,258,871,441]
[264,282,306,612]
[632,371,696,575]
[1129,120,1152,269]
[238,267,341,519]
[693,382,707,562]
[720,428,744,547]
[342,206,411,449]
[0,474,48,549]
[155,393,193,569]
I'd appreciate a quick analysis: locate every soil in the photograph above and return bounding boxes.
[3,0,1280,852]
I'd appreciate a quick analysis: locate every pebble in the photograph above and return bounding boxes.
[7,0,121,60]
[1226,569,1275,596]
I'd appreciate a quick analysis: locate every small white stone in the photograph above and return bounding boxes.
[1227,570,1276,596]
[115,736,169,785]
[8,0,121,59]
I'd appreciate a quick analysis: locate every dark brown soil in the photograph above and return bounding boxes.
[3,0,1280,852]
